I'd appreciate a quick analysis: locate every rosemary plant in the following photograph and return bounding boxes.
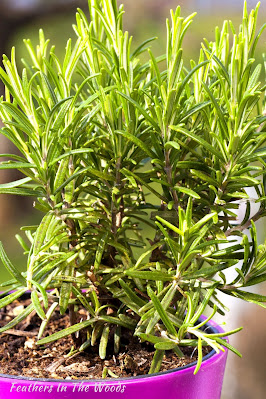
[0,0,266,375]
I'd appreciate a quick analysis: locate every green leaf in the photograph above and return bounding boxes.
[0,187,42,196]
[189,212,217,235]
[0,177,31,189]
[125,270,174,281]
[180,101,211,123]
[147,285,177,336]
[32,213,54,257]
[119,279,146,309]
[55,167,115,195]
[91,322,104,346]
[0,288,27,309]
[170,126,224,161]
[118,314,137,328]
[177,60,210,98]
[214,338,242,357]
[117,91,160,131]
[155,341,178,350]
[164,141,180,151]
[226,289,266,307]
[53,158,69,196]
[59,266,74,315]
[114,325,121,354]
[0,161,31,174]
[244,274,266,287]
[183,263,231,280]
[194,337,202,374]
[132,37,158,58]
[137,333,177,346]
[144,284,178,333]
[99,315,136,330]
[121,168,165,201]
[251,22,266,57]
[29,279,48,308]
[148,350,164,374]
[156,216,183,236]
[135,243,161,269]
[72,287,96,316]
[116,130,156,158]
[94,233,108,272]
[174,186,201,199]
[49,149,94,167]
[27,212,54,286]
[31,291,46,321]
[175,161,212,173]
[37,318,97,345]
[44,97,73,134]
[201,82,228,138]
[191,288,215,324]
[0,102,36,138]
[38,302,58,340]
[0,304,35,333]
[148,49,162,89]
[207,327,243,338]
[241,148,266,163]
[0,242,26,285]
[99,325,110,359]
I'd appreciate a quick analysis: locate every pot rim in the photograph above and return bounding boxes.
[0,317,227,383]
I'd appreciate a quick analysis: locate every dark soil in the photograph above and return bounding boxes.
[0,298,212,380]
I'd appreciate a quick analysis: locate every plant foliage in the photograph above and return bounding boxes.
[0,0,266,375]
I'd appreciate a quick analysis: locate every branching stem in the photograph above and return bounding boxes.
[225,209,263,237]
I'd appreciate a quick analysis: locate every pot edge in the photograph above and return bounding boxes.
[0,317,227,383]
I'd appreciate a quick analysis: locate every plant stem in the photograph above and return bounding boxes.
[109,157,124,264]
[225,209,263,237]
[165,150,179,210]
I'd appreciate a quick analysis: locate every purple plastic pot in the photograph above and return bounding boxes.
[0,317,228,399]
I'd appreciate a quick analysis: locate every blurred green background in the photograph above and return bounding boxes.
[0,1,265,398]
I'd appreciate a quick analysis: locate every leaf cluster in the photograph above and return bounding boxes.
[0,0,266,374]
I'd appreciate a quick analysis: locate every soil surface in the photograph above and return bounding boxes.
[0,298,212,380]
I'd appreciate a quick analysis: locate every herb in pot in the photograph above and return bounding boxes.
[0,0,265,378]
